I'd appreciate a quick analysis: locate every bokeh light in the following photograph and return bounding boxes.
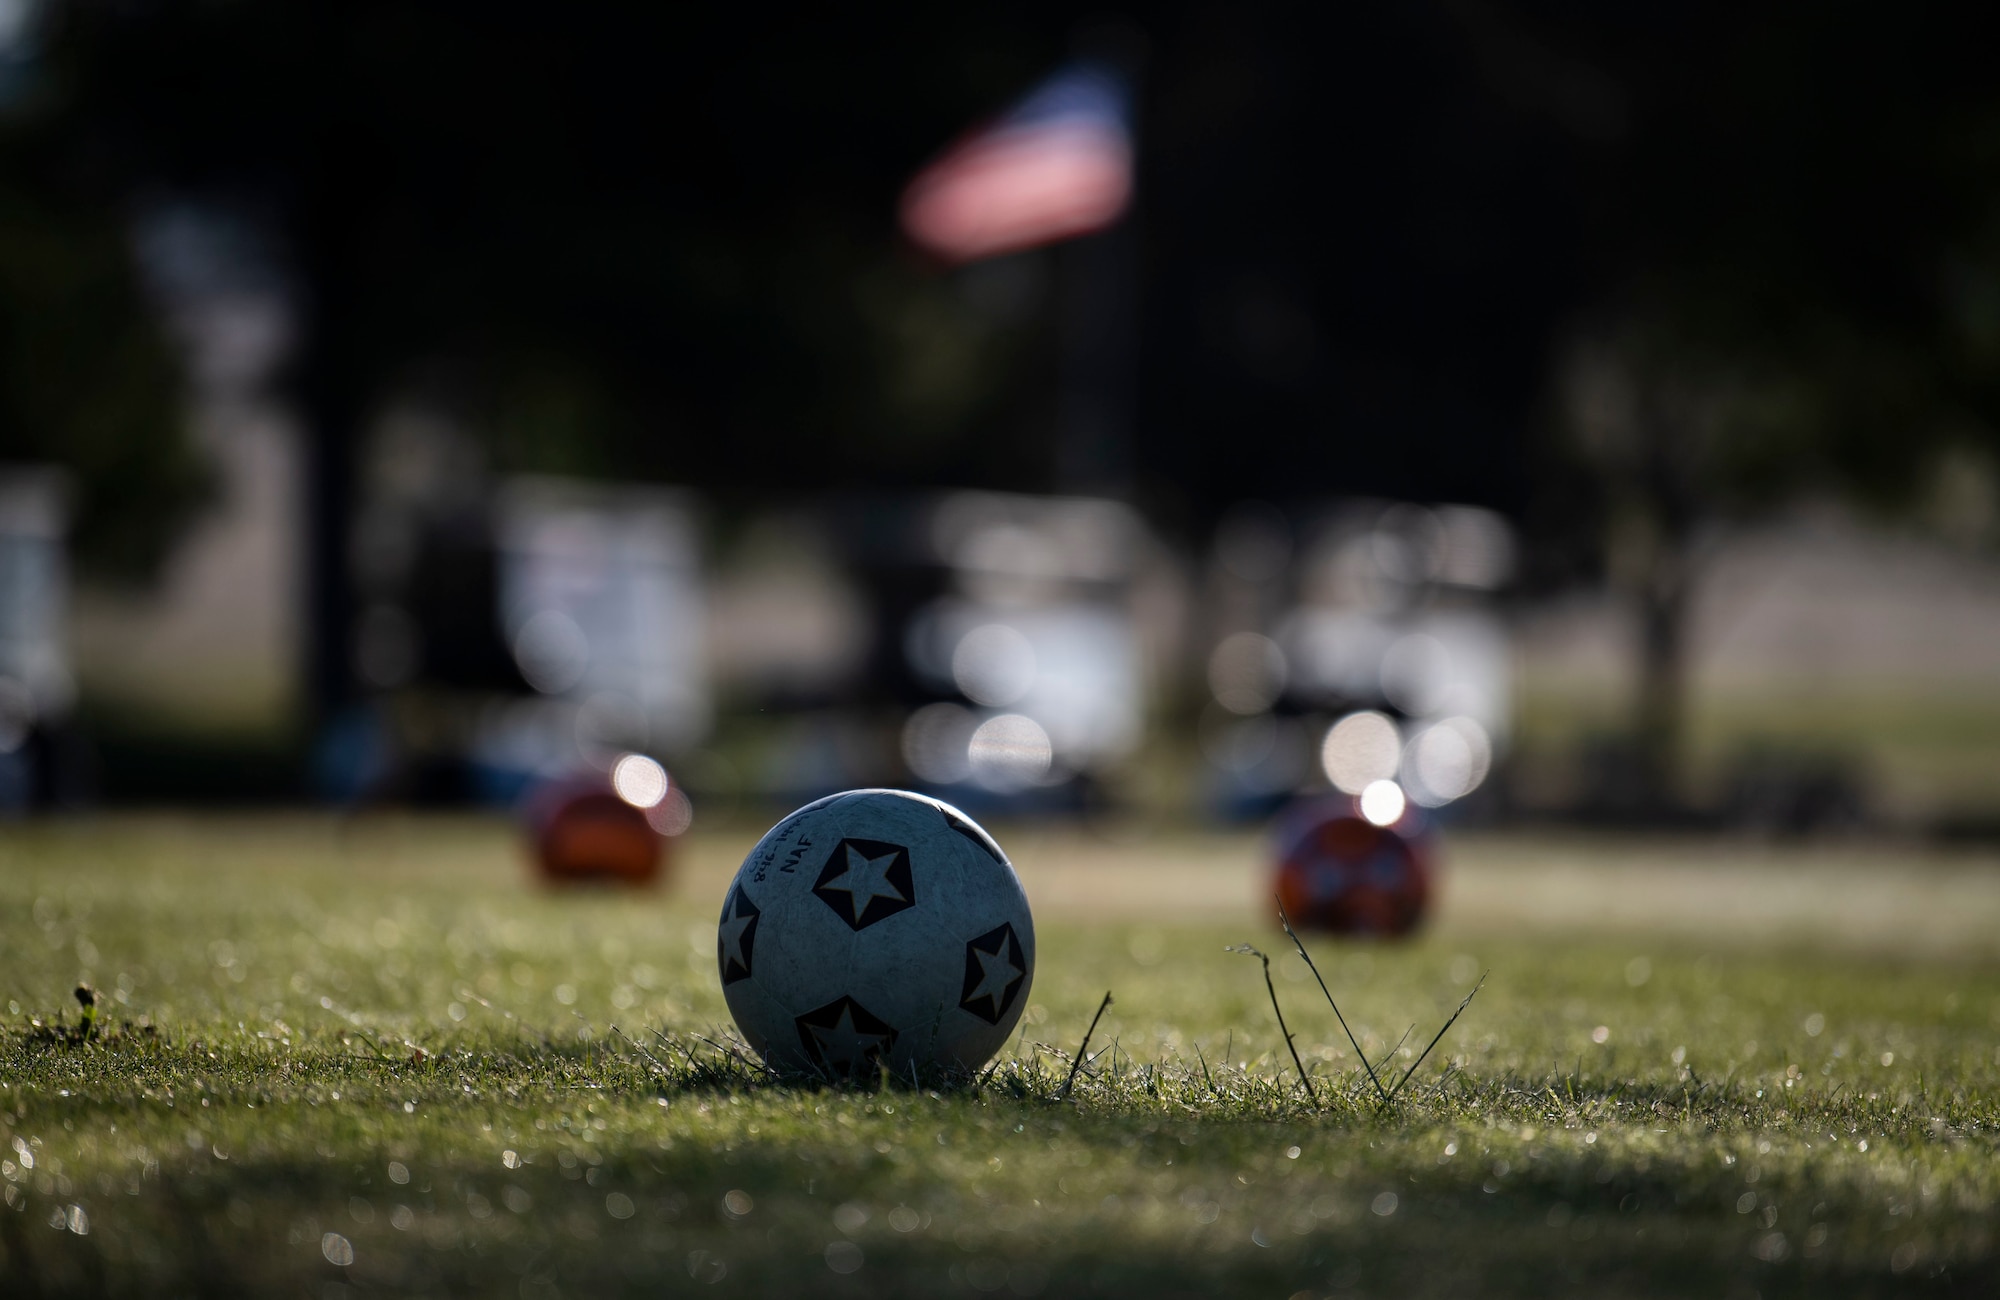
[1321,710,1401,794]
[1359,778,1406,826]
[967,713,1053,791]
[644,785,693,835]
[952,623,1037,706]
[610,753,668,809]
[901,702,978,784]
[1207,631,1287,715]
[1401,716,1492,806]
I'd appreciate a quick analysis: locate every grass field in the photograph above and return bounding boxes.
[4,815,2000,1297]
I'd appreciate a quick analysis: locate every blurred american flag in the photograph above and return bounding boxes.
[900,63,1132,265]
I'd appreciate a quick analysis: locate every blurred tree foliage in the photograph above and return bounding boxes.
[1543,1,2000,516]
[8,1,2000,759]
[1511,3,2000,803]
[63,2,1076,497]
[0,44,201,580]
[14,2,2000,545]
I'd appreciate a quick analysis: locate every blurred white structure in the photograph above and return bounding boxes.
[71,200,302,733]
[471,478,709,780]
[0,468,69,806]
[900,491,1149,795]
[0,468,69,718]
[1203,499,1515,816]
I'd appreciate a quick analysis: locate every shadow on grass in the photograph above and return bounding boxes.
[7,1152,1993,1300]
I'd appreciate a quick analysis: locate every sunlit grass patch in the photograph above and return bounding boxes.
[2,816,1997,1296]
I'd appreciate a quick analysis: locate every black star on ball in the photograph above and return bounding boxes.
[794,995,898,1075]
[717,886,760,985]
[812,838,916,930]
[958,922,1027,1025]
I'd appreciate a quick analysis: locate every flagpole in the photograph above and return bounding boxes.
[1055,219,1137,498]
[1055,31,1143,502]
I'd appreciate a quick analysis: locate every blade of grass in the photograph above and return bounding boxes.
[1371,1024,1416,1079]
[1228,944,1316,1103]
[1387,972,1487,1102]
[1278,900,1392,1105]
[610,1025,672,1075]
[1056,992,1113,1102]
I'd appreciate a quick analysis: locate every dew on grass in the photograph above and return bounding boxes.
[606,1193,635,1219]
[1625,957,1651,987]
[1591,1026,1610,1044]
[721,1189,753,1219]
[888,1205,921,1233]
[1371,1192,1398,1217]
[1805,1013,1825,1036]
[833,1202,868,1234]
[389,1205,414,1230]
[824,1239,863,1273]
[321,1232,353,1266]
[387,1162,409,1184]
[503,1187,531,1214]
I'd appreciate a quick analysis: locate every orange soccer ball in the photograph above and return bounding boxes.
[1272,798,1432,936]
[525,771,672,887]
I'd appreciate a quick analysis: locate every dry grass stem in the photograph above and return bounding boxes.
[1057,991,1114,1102]
[1277,900,1392,1104]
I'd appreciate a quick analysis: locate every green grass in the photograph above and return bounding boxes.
[1513,677,2000,823]
[3,816,1998,1297]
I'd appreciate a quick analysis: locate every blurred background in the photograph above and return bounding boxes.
[4,0,2000,839]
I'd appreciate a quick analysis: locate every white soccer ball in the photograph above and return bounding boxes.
[717,789,1035,1079]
